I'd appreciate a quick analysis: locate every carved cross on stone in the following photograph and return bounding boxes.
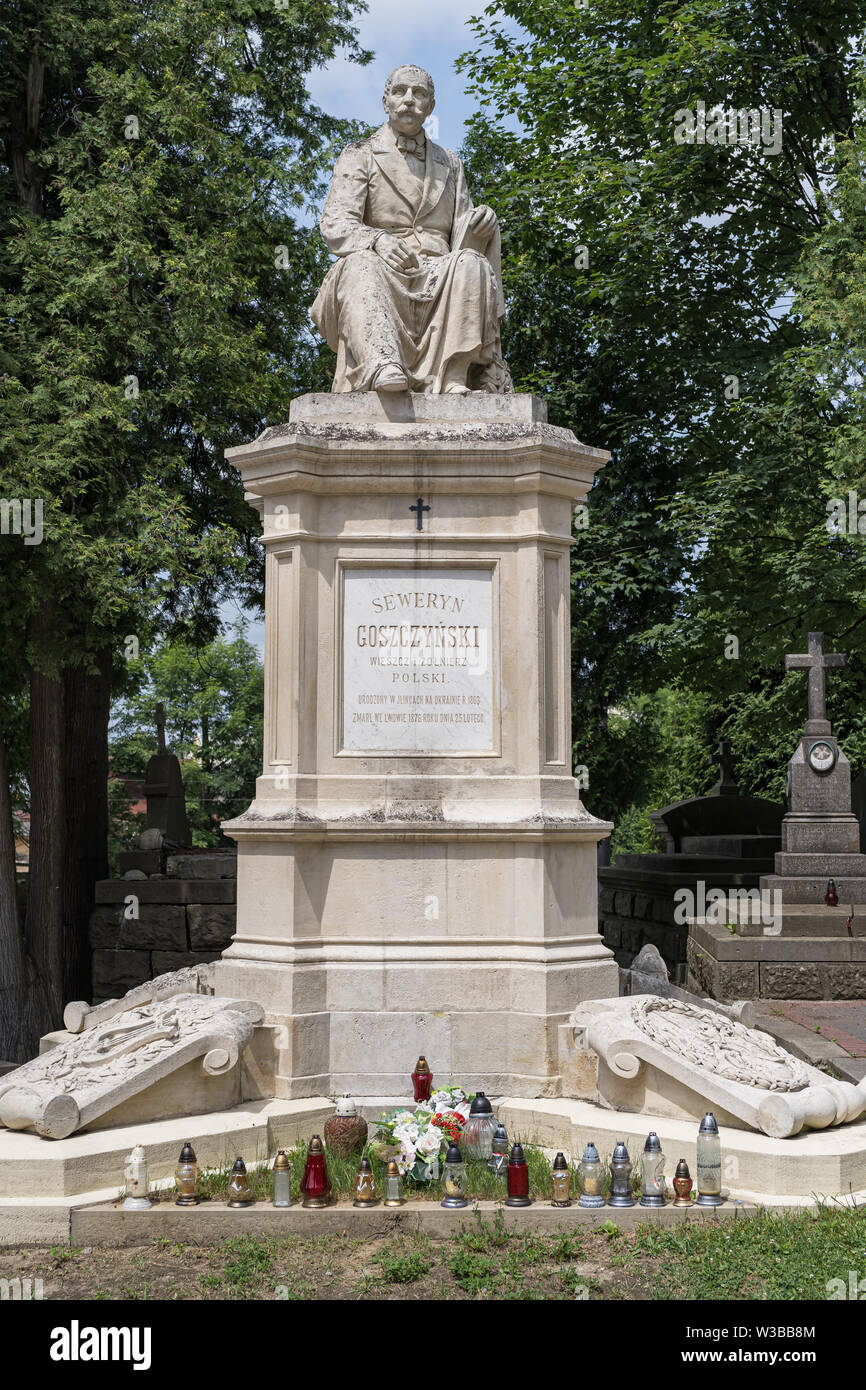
[785,632,846,734]
[711,739,738,797]
[409,496,431,532]
[155,702,167,757]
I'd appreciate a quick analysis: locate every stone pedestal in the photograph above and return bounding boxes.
[214,393,617,1096]
[689,732,866,1000]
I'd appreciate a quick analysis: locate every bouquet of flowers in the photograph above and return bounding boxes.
[373,1085,476,1182]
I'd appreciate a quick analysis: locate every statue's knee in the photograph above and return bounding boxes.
[348,249,385,276]
[454,249,489,277]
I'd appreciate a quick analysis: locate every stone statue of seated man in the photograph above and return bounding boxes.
[310,64,512,395]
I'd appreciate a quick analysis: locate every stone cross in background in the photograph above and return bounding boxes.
[711,739,738,797]
[785,631,846,734]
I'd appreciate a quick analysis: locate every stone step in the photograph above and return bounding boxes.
[735,908,864,938]
[165,852,237,880]
[773,854,866,877]
[760,876,866,903]
[0,1098,332,1200]
[96,879,236,904]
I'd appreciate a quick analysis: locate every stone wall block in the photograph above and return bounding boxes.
[187,904,237,950]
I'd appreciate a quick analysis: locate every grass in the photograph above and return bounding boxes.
[608,1204,866,1299]
[5,1204,865,1300]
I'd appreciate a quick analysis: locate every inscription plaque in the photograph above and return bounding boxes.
[340,565,495,753]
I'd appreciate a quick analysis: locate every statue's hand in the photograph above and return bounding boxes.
[469,204,498,241]
[375,233,421,272]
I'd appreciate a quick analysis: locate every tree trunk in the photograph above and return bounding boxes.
[62,652,111,1004]
[0,720,35,1062]
[24,614,66,1042]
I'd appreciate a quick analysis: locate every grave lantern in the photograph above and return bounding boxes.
[272,1149,293,1208]
[227,1156,254,1208]
[411,1055,433,1103]
[122,1144,152,1211]
[639,1132,666,1207]
[489,1123,509,1175]
[323,1096,368,1158]
[825,879,839,907]
[550,1151,572,1208]
[505,1141,532,1208]
[352,1157,378,1207]
[463,1092,497,1160]
[441,1142,468,1208]
[608,1140,635,1208]
[577,1142,606,1208]
[673,1158,693,1207]
[174,1141,200,1207]
[300,1135,332,1209]
[696,1113,724,1207]
[383,1159,406,1207]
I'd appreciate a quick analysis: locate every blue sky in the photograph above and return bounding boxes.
[307,0,494,150]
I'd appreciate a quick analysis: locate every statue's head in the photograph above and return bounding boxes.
[383,65,435,136]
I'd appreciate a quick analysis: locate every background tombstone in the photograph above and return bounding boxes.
[118,704,191,875]
[599,741,783,980]
[688,633,866,1000]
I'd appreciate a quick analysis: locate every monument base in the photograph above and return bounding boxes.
[215,816,618,1098]
[217,391,619,1097]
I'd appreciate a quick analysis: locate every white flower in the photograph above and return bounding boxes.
[415,1128,442,1158]
[430,1090,452,1111]
[393,1122,420,1144]
[393,1110,415,1128]
[398,1139,417,1176]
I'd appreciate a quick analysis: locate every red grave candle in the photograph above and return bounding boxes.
[505,1142,532,1206]
[411,1054,432,1103]
[300,1136,331,1207]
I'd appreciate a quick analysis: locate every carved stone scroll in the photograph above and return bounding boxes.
[570,994,866,1139]
[0,992,263,1139]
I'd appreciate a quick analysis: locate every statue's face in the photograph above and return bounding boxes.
[383,67,434,137]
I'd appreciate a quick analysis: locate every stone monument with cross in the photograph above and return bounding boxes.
[688,632,866,1000]
[210,63,618,1098]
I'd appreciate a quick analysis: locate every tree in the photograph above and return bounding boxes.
[0,0,370,1058]
[458,0,866,824]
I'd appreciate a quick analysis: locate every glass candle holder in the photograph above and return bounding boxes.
[272,1149,293,1208]
[639,1132,666,1208]
[577,1142,606,1208]
[505,1142,532,1208]
[227,1156,254,1208]
[301,1135,332,1208]
[673,1158,693,1207]
[412,1055,433,1103]
[122,1144,152,1211]
[383,1159,405,1207]
[352,1157,378,1207]
[550,1151,572,1207]
[463,1092,497,1160]
[489,1123,509,1175]
[696,1113,724,1207]
[441,1142,468,1208]
[175,1141,199,1207]
[608,1140,635,1208]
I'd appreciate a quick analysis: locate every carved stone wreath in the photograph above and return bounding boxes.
[630,997,810,1092]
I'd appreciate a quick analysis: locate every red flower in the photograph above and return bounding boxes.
[432,1110,466,1144]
